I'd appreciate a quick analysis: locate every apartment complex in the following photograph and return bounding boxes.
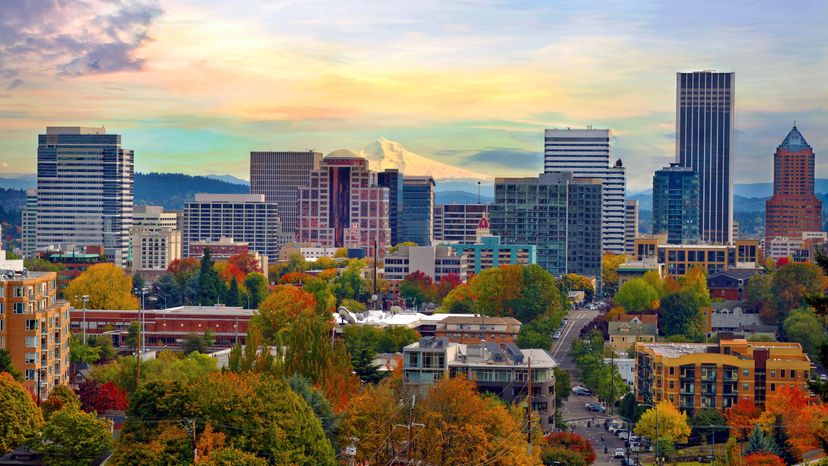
[625,200,639,255]
[765,126,822,245]
[249,151,322,237]
[491,172,602,281]
[636,338,812,414]
[36,126,133,266]
[544,128,627,254]
[633,235,759,277]
[448,235,536,275]
[401,176,436,246]
[433,316,522,345]
[652,163,700,244]
[183,194,282,259]
[296,151,390,258]
[383,245,467,282]
[130,205,182,275]
[377,169,404,246]
[433,204,489,243]
[0,245,70,399]
[764,232,828,261]
[403,337,558,431]
[676,71,735,245]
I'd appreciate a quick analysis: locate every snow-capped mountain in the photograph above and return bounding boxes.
[361,137,492,181]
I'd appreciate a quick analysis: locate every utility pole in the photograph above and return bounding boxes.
[395,394,424,463]
[181,418,198,462]
[527,357,532,457]
[344,437,358,466]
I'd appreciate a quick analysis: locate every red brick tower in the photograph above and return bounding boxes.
[765,126,822,243]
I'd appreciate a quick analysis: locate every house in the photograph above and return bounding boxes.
[708,301,776,340]
[608,317,657,355]
[707,269,762,301]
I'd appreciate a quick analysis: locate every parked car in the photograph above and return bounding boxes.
[553,331,562,340]
[617,431,630,440]
[572,386,592,396]
[585,403,606,413]
[614,448,625,459]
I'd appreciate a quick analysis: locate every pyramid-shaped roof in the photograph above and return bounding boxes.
[779,126,811,151]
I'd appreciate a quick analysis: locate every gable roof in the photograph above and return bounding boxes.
[608,321,657,335]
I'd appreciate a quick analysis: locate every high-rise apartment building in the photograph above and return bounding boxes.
[765,126,822,244]
[652,163,700,244]
[21,189,37,258]
[377,169,404,246]
[624,200,639,255]
[433,204,489,243]
[36,127,133,266]
[249,151,322,238]
[130,206,182,275]
[0,243,70,399]
[401,176,436,246]
[676,71,735,244]
[183,194,282,259]
[490,172,602,282]
[296,151,390,258]
[544,128,626,253]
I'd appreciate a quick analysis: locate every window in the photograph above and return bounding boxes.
[13,287,23,297]
[25,320,38,331]
[770,370,776,377]
[781,370,786,378]
[770,383,776,391]
[13,303,25,314]
[742,369,749,377]
[25,352,37,364]
[0,320,3,331]
[743,383,749,391]
[25,336,37,348]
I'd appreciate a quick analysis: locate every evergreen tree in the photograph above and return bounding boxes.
[350,334,385,384]
[745,425,779,456]
[772,414,799,464]
[226,278,241,306]
[197,249,226,305]
[0,349,22,381]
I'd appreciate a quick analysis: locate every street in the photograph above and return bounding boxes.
[553,308,627,466]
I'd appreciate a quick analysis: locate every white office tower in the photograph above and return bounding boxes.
[624,199,639,255]
[544,128,626,253]
[36,127,133,266]
[21,189,37,258]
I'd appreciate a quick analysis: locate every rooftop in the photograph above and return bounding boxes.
[74,305,255,317]
[639,343,711,358]
[193,193,267,203]
[779,125,811,151]
[45,126,106,135]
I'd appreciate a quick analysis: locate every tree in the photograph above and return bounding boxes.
[615,278,659,313]
[125,321,140,351]
[0,348,22,381]
[435,273,462,302]
[69,334,101,364]
[253,285,318,345]
[782,308,826,354]
[154,272,182,307]
[228,252,260,275]
[64,263,139,309]
[725,397,761,439]
[288,375,340,453]
[602,252,628,291]
[332,261,369,305]
[563,273,595,300]
[769,262,824,324]
[400,271,434,305]
[303,277,336,315]
[243,272,268,309]
[542,432,595,466]
[689,408,727,444]
[659,289,705,340]
[34,406,113,466]
[182,331,216,355]
[24,257,63,272]
[197,249,226,305]
[744,453,786,466]
[348,329,385,384]
[633,400,691,444]
[225,278,241,306]
[470,264,562,323]
[338,383,404,465]
[0,372,42,454]
[440,283,476,314]
[745,425,779,456]
[41,385,81,421]
[340,297,366,312]
[197,447,268,466]
[682,267,711,303]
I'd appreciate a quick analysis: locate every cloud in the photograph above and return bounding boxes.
[0,0,161,83]
[465,148,542,169]
[5,78,22,89]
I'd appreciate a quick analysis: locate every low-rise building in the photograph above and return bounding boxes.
[764,232,828,261]
[189,237,249,260]
[448,235,536,275]
[617,260,665,285]
[40,248,109,295]
[605,357,635,389]
[633,236,760,277]
[0,244,70,399]
[69,305,254,350]
[635,338,812,415]
[384,245,467,285]
[403,337,558,431]
[434,315,522,345]
[707,302,776,339]
[608,317,657,355]
[707,269,762,301]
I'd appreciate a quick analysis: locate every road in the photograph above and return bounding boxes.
[553,307,627,466]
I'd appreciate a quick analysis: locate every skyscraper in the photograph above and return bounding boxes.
[765,126,822,243]
[250,151,322,238]
[624,200,639,255]
[377,169,404,246]
[297,151,390,258]
[544,128,626,253]
[401,176,436,246]
[36,127,133,266]
[652,163,700,244]
[490,172,602,282]
[676,71,735,244]
[21,189,37,258]
[433,204,489,243]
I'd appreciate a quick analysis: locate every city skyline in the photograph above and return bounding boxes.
[0,0,826,191]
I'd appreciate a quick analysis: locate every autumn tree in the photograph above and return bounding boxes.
[614,278,659,313]
[338,383,404,465]
[470,264,563,323]
[64,263,139,309]
[435,273,462,302]
[602,252,628,291]
[744,453,785,466]
[542,432,596,466]
[758,386,817,460]
[440,283,476,313]
[34,406,114,465]
[228,252,260,275]
[633,400,691,444]
[41,385,81,420]
[563,273,595,300]
[253,285,318,344]
[400,270,435,305]
[725,397,761,439]
[0,372,42,453]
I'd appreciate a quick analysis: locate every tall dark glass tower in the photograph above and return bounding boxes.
[653,163,700,244]
[676,71,734,244]
[377,169,404,246]
[401,176,435,246]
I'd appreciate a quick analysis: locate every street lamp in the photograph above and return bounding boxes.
[133,287,149,353]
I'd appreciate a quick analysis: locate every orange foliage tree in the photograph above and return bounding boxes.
[252,285,318,344]
[280,272,311,285]
[725,397,761,439]
[759,386,821,458]
[227,252,260,274]
[744,452,785,466]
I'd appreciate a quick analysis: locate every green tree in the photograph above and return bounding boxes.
[349,330,385,384]
[615,278,658,313]
[746,272,773,315]
[0,373,42,453]
[23,257,62,272]
[659,289,705,340]
[197,249,226,305]
[745,425,780,456]
[770,262,824,324]
[771,414,798,464]
[400,271,434,306]
[69,334,102,364]
[41,385,81,421]
[34,406,113,466]
[0,348,22,381]
[243,272,268,309]
[198,447,268,466]
[288,375,340,453]
[225,278,241,306]
[125,321,140,351]
[88,335,117,362]
[783,308,826,355]
[182,331,216,355]
[333,261,369,305]
[689,408,727,444]
[155,272,183,307]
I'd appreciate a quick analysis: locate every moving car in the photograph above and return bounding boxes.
[617,431,629,440]
[572,386,592,396]
[553,331,562,340]
[585,403,606,412]
[614,448,625,459]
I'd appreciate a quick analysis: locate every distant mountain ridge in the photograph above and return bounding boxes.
[135,172,248,209]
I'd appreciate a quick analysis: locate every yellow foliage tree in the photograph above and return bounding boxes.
[633,400,691,444]
[64,263,139,309]
[682,267,711,302]
[602,253,628,287]
[607,305,627,321]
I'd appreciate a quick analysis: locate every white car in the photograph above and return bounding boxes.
[617,431,629,440]
[553,331,562,339]
[614,448,625,458]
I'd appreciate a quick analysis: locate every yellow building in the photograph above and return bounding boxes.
[633,235,760,277]
[0,269,70,399]
[608,318,657,355]
[635,339,811,416]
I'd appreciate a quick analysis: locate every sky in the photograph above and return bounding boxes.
[0,0,826,191]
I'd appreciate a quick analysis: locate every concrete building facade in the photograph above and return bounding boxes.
[433,204,489,243]
[625,199,639,255]
[249,151,322,237]
[383,245,467,282]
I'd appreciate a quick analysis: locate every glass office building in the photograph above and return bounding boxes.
[401,176,436,246]
[652,163,700,244]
